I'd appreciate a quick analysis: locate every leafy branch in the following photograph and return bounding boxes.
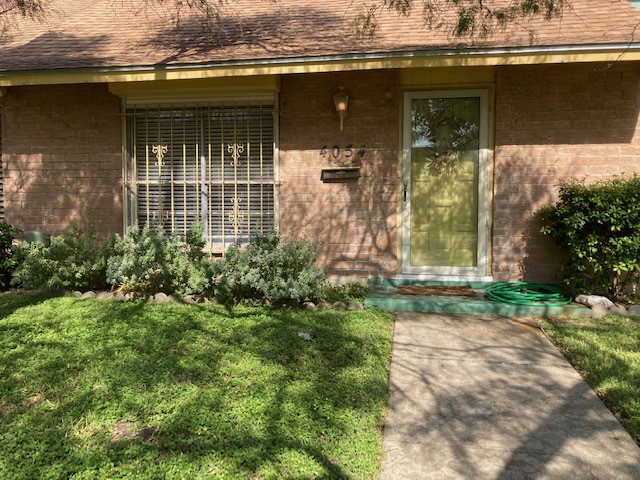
[3,0,570,39]
[350,0,569,39]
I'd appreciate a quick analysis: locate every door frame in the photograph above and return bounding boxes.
[400,89,491,277]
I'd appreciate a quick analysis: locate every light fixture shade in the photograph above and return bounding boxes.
[333,87,349,131]
[333,90,349,113]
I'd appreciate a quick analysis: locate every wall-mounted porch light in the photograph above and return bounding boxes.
[333,86,349,132]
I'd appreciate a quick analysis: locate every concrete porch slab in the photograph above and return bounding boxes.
[365,282,589,317]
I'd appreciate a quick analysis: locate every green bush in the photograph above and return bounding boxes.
[0,222,21,289]
[211,232,326,305]
[538,176,640,300]
[322,282,370,303]
[106,224,210,296]
[12,225,111,291]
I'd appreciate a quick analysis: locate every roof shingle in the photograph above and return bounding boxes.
[1,0,640,72]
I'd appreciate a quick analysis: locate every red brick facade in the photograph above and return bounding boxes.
[1,84,123,237]
[1,62,639,282]
[278,71,400,280]
[494,61,640,281]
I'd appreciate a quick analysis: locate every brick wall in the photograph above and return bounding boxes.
[279,71,400,280]
[1,84,122,237]
[0,95,4,222]
[2,63,637,283]
[494,61,640,282]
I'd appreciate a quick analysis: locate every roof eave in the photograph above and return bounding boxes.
[1,43,640,86]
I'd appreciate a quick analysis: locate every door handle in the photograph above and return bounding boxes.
[403,182,408,203]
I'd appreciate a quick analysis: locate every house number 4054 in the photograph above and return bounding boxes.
[320,145,366,159]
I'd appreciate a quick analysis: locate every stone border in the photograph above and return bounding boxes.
[5,289,368,310]
[574,294,640,318]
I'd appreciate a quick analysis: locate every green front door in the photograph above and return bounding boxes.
[402,90,489,275]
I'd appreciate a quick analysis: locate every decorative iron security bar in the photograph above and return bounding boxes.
[125,102,275,251]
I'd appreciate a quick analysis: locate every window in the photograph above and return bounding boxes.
[125,100,276,251]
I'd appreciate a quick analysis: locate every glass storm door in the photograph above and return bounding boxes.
[401,90,489,276]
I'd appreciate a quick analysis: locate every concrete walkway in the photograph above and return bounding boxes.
[381,312,640,479]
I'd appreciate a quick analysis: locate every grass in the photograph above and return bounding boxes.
[0,293,394,479]
[540,314,640,445]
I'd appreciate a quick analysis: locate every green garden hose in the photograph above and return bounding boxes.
[485,282,572,306]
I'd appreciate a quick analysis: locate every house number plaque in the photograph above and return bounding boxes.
[320,145,365,162]
[319,144,365,183]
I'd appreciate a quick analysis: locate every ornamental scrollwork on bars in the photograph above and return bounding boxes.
[151,143,169,228]
[152,144,168,170]
[152,198,170,229]
[228,197,244,239]
[228,143,245,167]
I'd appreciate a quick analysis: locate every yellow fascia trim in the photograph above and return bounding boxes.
[109,75,280,99]
[1,50,640,86]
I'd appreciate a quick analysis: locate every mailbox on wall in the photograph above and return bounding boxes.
[321,168,360,182]
[320,145,365,183]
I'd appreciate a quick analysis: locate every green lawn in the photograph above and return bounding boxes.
[0,293,394,479]
[540,314,640,445]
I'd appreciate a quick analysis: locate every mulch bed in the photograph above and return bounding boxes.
[396,285,477,297]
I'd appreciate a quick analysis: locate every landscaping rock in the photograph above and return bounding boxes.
[81,291,96,299]
[182,295,197,304]
[114,291,127,301]
[347,301,365,310]
[590,303,608,319]
[316,301,332,310]
[96,291,114,300]
[71,291,83,298]
[628,304,640,316]
[154,293,169,302]
[575,294,614,309]
[303,301,316,309]
[608,304,628,316]
[333,301,349,310]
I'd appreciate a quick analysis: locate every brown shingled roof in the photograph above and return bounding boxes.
[1,0,640,72]
[0,0,17,14]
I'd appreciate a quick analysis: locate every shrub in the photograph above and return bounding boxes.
[211,232,326,305]
[106,224,210,296]
[322,282,370,303]
[538,176,640,301]
[0,222,22,289]
[12,225,111,291]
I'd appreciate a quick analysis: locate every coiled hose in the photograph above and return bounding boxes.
[485,282,572,306]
